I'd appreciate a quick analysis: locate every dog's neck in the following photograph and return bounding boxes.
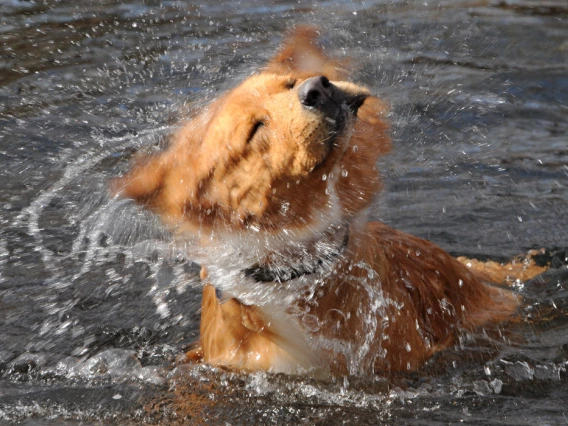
[242,223,350,283]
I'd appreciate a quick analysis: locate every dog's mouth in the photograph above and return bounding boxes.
[345,92,368,116]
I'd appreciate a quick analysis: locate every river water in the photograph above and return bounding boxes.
[1,0,567,424]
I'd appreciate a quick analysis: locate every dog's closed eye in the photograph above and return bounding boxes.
[247,121,265,144]
[285,79,297,90]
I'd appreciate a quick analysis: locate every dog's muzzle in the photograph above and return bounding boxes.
[298,76,367,119]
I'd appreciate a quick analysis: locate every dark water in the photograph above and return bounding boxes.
[1,0,567,424]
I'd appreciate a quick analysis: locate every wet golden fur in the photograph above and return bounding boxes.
[114,28,529,377]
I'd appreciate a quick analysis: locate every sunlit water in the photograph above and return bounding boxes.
[1,0,567,424]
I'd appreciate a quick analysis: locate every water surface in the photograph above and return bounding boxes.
[1,0,567,424]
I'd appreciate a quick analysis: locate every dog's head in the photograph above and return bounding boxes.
[113,27,390,239]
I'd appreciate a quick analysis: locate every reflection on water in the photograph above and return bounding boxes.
[1,0,567,424]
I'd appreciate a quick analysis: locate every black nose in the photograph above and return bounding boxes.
[298,76,331,107]
[298,75,368,119]
[298,76,340,118]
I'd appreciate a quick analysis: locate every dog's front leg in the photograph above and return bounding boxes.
[186,267,287,372]
[185,268,217,362]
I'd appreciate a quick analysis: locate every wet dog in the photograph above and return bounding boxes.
[114,28,532,377]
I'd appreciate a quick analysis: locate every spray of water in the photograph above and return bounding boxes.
[1,1,567,423]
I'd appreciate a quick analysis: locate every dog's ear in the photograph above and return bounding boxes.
[110,152,168,206]
[264,25,347,80]
[111,98,224,208]
[110,104,222,228]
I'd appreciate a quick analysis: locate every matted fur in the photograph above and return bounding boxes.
[114,27,524,377]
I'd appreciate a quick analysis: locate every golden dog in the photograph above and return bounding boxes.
[114,28,533,377]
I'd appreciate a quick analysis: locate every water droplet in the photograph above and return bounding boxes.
[341,169,348,177]
[352,145,358,152]
[458,279,463,287]
[490,379,503,394]
[322,174,327,181]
